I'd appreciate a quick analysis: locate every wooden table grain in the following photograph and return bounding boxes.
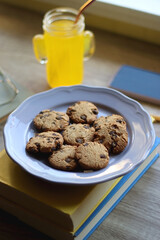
[0,3,160,240]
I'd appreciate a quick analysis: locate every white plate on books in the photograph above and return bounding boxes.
[4,85,155,185]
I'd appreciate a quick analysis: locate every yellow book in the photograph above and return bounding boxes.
[0,150,120,232]
[0,137,159,239]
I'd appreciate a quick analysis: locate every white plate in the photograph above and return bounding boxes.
[4,85,155,185]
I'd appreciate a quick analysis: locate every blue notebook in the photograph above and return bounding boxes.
[109,65,160,105]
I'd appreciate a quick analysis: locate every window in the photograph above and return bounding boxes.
[40,0,160,31]
[4,0,160,44]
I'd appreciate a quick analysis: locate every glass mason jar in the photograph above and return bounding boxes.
[33,7,95,88]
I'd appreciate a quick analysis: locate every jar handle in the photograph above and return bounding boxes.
[83,30,95,61]
[32,34,47,64]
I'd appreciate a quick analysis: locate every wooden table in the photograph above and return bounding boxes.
[0,3,160,240]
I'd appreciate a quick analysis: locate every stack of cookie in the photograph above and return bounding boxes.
[26,101,128,172]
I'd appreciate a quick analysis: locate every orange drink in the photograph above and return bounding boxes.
[33,8,95,88]
[44,19,84,87]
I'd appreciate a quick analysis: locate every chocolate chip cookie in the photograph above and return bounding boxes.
[63,123,95,146]
[66,101,98,124]
[93,114,127,131]
[76,142,109,170]
[33,109,69,132]
[26,131,63,154]
[49,145,78,171]
[94,114,128,154]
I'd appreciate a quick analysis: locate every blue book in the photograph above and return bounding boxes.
[109,65,160,105]
[75,137,160,239]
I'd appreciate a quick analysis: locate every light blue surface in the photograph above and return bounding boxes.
[3,85,155,185]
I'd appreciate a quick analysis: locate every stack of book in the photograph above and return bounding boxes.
[0,137,159,240]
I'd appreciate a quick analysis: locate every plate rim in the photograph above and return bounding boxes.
[3,85,155,185]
